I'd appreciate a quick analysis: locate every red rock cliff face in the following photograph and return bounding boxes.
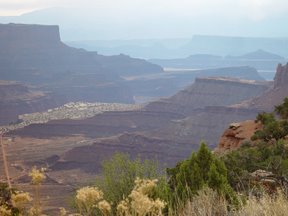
[215,120,262,153]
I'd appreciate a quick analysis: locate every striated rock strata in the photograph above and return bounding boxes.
[145,77,270,115]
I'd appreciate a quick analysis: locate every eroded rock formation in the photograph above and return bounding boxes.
[215,120,261,153]
[145,77,271,115]
[234,63,288,111]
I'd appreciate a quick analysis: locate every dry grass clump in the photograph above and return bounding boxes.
[179,188,288,216]
[29,167,46,185]
[0,205,12,216]
[117,177,166,216]
[11,191,32,213]
[179,187,229,216]
[28,167,46,216]
[236,190,288,216]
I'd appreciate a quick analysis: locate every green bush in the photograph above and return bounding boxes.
[167,143,239,211]
[94,152,167,213]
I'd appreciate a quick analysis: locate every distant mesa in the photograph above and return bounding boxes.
[0,23,62,49]
[149,49,287,78]
[183,35,288,57]
[226,49,284,60]
[0,23,163,110]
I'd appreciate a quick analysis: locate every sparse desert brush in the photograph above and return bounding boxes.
[11,191,32,213]
[29,167,46,185]
[236,190,288,216]
[178,187,229,216]
[28,167,46,216]
[117,177,166,216]
[75,186,111,216]
[0,205,12,216]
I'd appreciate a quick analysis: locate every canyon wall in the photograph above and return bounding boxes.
[145,77,271,115]
[0,23,163,104]
[235,63,288,112]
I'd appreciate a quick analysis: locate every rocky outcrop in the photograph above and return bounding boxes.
[234,63,288,112]
[215,120,262,153]
[145,77,270,115]
[274,63,288,87]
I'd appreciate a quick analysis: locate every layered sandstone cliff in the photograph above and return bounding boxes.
[7,75,272,174]
[144,77,270,115]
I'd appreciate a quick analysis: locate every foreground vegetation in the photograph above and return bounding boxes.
[1,98,288,215]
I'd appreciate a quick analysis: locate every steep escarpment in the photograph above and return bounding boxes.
[0,23,62,50]
[0,23,163,104]
[144,77,270,115]
[234,63,288,111]
[0,81,63,125]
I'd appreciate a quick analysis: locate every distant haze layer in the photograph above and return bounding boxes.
[0,0,288,40]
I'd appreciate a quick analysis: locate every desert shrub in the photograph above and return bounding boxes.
[95,152,167,213]
[28,167,46,216]
[0,183,19,215]
[275,97,288,120]
[167,143,239,212]
[117,178,166,216]
[252,98,288,142]
[75,186,111,216]
[222,138,288,193]
[0,183,33,216]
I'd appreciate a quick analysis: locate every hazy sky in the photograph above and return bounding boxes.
[0,0,287,40]
[1,0,288,19]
